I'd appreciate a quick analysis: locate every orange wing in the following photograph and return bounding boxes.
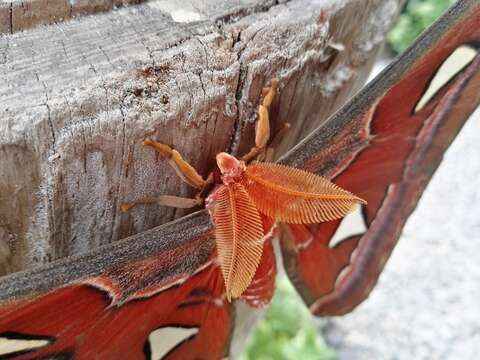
[242,162,365,224]
[212,183,265,300]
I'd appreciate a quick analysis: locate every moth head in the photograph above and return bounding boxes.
[216,152,246,185]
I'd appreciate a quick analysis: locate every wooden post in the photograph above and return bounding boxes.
[0,0,404,275]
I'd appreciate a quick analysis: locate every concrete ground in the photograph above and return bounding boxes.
[323,72,480,359]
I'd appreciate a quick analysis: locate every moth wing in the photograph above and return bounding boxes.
[280,0,480,316]
[0,214,234,360]
[0,266,231,360]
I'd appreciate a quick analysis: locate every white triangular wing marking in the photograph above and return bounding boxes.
[0,337,51,356]
[415,45,478,113]
[148,327,199,359]
[329,205,367,248]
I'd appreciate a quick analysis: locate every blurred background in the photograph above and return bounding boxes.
[242,0,480,359]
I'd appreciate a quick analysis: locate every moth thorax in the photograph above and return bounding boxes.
[216,152,246,185]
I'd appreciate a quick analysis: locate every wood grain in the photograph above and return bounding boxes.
[0,0,147,34]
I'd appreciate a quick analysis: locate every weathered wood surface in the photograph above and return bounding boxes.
[0,0,403,275]
[0,0,146,34]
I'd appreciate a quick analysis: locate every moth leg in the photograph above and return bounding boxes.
[242,79,278,162]
[121,140,211,212]
[121,194,203,212]
[143,139,208,190]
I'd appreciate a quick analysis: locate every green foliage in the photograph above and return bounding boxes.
[242,276,336,360]
[388,0,456,53]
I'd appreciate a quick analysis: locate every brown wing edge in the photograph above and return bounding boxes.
[0,210,213,303]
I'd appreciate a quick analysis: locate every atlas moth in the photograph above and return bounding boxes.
[122,79,366,301]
